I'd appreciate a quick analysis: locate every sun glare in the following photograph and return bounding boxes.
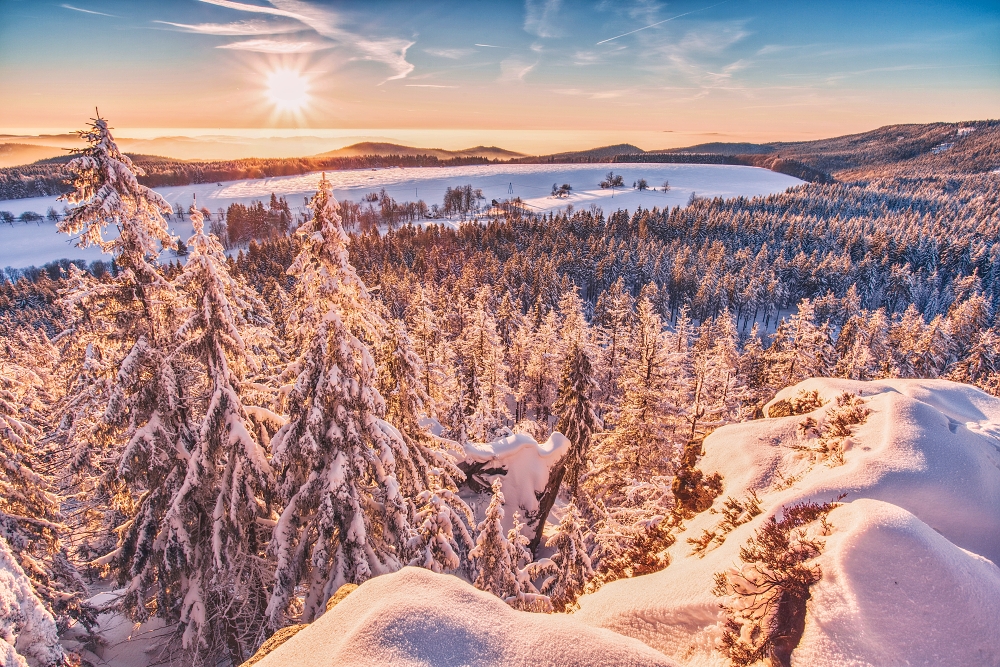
[265,68,310,113]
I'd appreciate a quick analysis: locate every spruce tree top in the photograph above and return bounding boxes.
[58,114,175,270]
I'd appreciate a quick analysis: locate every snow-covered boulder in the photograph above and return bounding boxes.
[459,431,570,533]
[575,378,1000,666]
[253,566,679,667]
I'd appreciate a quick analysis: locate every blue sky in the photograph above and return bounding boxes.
[0,0,997,145]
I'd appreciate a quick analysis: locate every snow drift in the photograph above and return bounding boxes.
[574,378,1000,666]
[253,566,679,667]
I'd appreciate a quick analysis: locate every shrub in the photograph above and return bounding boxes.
[795,392,870,465]
[767,389,825,417]
[713,499,841,667]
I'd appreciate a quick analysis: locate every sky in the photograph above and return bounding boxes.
[0,0,998,153]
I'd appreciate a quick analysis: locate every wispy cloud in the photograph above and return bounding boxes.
[475,43,505,49]
[425,48,475,59]
[552,87,631,99]
[524,0,562,38]
[194,0,303,20]
[635,19,751,90]
[405,84,459,88]
[61,3,118,18]
[190,0,415,81]
[217,39,332,53]
[596,0,729,45]
[499,58,536,82]
[153,19,301,36]
[572,43,627,66]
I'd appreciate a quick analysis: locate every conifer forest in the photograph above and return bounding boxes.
[1,108,998,666]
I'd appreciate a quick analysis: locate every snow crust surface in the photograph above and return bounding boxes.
[574,378,1000,667]
[254,566,680,667]
[798,498,1000,667]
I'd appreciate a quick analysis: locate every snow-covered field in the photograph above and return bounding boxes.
[0,163,802,269]
[254,378,1000,667]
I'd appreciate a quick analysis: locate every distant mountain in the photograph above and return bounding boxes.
[315,142,525,160]
[514,143,645,163]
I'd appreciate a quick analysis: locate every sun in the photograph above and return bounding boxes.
[265,68,310,113]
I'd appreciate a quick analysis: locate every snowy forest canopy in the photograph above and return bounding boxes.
[0,115,999,666]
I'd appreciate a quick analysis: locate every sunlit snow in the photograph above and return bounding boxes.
[0,163,802,269]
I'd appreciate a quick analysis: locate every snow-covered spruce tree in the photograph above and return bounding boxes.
[522,308,561,431]
[593,276,634,412]
[125,201,278,660]
[407,476,472,573]
[53,115,179,582]
[589,291,683,497]
[584,291,682,582]
[470,481,549,612]
[946,328,1000,395]
[470,481,517,599]
[535,503,593,612]
[506,511,551,612]
[57,114,175,283]
[688,310,752,439]
[267,175,424,627]
[0,536,64,667]
[453,287,510,441]
[553,340,600,499]
[835,308,893,380]
[505,313,533,424]
[406,284,457,422]
[767,299,835,387]
[379,316,474,569]
[528,336,600,553]
[0,358,88,664]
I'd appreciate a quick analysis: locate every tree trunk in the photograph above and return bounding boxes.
[528,455,566,555]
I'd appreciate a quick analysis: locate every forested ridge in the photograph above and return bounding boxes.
[1,116,999,666]
[0,152,495,200]
[1,119,996,200]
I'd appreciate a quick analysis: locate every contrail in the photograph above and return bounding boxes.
[475,43,504,48]
[596,1,729,45]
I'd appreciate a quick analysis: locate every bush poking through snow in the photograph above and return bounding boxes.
[688,491,763,557]
[767,389,825,418]
[672,439,724,516]
[712,499,840,667]
[794,392,871,466]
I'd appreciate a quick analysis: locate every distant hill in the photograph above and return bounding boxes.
[651,121,1000,177]
[316,142,525,160]
[3,121,998,200]
[657,142,776,155]
[0,143,69,169]
[513,143,645,163]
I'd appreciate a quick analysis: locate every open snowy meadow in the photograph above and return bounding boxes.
[0,163,802,269]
